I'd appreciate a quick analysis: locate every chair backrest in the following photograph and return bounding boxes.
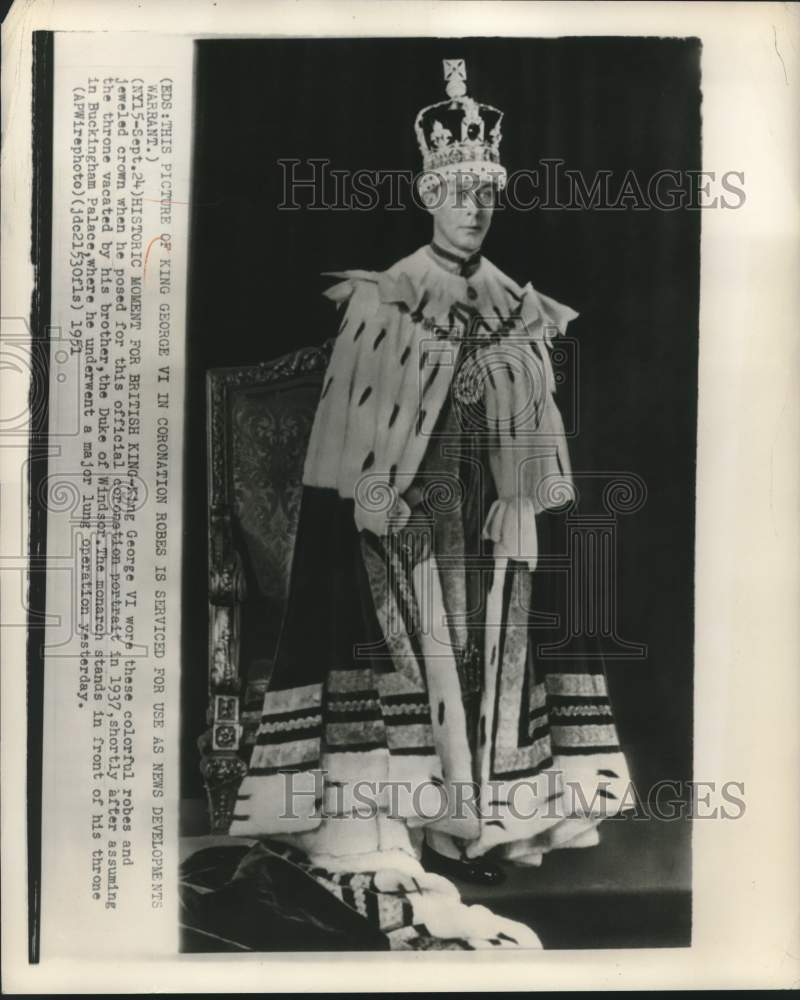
[206,341,332,755]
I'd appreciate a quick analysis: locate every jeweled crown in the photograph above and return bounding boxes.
[414,59,506,193]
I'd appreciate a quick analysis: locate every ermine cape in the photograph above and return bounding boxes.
[303,245,578,565]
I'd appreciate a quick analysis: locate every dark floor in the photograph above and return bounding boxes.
[459,815,691,948]
[180,801,691,950]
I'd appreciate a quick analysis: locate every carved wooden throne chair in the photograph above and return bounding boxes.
[203,341,333,833]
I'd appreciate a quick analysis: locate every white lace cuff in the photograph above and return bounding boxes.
[482,496,538,570]
[353,488,411,537]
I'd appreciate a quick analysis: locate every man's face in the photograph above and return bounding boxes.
[428,173,495,256]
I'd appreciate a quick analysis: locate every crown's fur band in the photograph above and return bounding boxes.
[417,163,508,197]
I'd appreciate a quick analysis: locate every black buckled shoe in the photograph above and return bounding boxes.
[421,845,506,886]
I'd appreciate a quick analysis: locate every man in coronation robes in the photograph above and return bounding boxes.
[229,60,632,950]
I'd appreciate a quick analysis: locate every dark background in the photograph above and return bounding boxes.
[182,37,700,809]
